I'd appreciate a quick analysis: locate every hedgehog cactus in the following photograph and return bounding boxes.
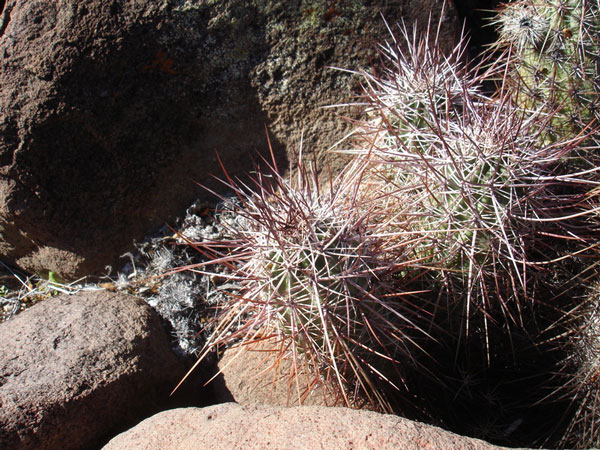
[350,23,523,323]
[173,150,437,413]
[262,218,371,342]
[352,22,490,158]
[492,0,600,142]
[345,18,600,353]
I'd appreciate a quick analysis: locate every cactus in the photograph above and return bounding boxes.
[172,149,438,413]
[155,8,600,445]
[492,0,600,143]
[490,4,600,445]
[342,17,600,363]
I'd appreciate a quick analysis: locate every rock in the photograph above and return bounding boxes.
[0,290,204,450]
[102,403,526,450]
[214,340,348,408]
[0,0,460,279]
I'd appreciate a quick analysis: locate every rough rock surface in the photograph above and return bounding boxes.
[102,403,526,450]
[215,341,348,408]
[0,290,204,450]
[0,0,460,279]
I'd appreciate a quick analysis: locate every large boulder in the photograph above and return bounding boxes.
[102,403,527,450]
[0,0,460,279]
[0,290,207,450]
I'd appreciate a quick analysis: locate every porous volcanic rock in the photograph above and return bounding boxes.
[0,0,460,279]
[102,403,527,450]
[0,290,205,450]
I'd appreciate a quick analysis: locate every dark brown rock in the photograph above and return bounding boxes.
[0,290,198,450]
[102,403,528,450]
[0,0,460,279]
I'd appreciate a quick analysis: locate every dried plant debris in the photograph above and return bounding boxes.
[0,260,99,323]
[0,198,243,358]
[104,199,247,357]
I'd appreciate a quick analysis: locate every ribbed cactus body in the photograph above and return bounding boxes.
[181,153,436,413]
[352,24,540,326]
[495,0,600,141]
[260,217,374,356]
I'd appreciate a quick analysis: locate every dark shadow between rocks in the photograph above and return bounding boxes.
[91,363,217,450]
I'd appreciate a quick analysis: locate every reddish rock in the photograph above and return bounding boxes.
[0,290,201,450]
[215,341,348,408]
[102,403,527,450]
[0,0,460,279]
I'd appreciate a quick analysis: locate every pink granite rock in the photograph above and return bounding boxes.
[214,341,348,408]
[0,290,202,450]
[102,403,527,450]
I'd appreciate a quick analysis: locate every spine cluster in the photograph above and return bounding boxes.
[493,0,600,141]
